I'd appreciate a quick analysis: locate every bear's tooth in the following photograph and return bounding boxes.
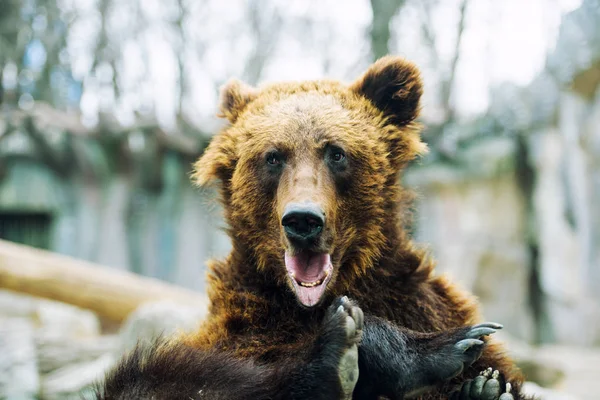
[298,277,325,287]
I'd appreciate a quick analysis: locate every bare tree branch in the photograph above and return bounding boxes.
[243,0,282,85]
[37,1,67,105]
[174,0,187,117]
[369,0,405,60]
[91,0,121,110]
[0,67,4,106]
[0,0,30,106]
[441,0,468,122]
[418,0,440,66]
[92,0,111,71]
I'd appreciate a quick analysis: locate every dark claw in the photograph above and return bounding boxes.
[472,322,503,330]
[499,383,514,400]
[467,327,498,339]
[455,338,484,352]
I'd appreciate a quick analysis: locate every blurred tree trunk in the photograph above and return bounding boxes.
[175,0,187,117]
[0,0,24,106]
[37,1,65,105]
[0,67,4,105]
[244,0,282,85]
[440,0,467,123]
[92,0,120,107]
[369,0,404,60]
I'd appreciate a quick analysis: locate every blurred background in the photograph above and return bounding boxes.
[0,0,598,398]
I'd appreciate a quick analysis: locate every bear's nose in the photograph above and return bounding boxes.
[281,203,325,245]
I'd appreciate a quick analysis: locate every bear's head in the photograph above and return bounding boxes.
[194,56,426,307]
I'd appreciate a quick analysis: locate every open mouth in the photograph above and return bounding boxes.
[284,251,333,307]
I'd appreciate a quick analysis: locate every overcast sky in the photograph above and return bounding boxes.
[62,0,583,131]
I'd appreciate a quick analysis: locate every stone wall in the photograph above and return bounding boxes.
[405,86,600,346]
[406,145,534,342]
[0,289,204,400]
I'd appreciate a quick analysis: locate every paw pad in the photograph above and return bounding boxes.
[334,296,363,344]
[331,296,364,400]
[457,367,515,400]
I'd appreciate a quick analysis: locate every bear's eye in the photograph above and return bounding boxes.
[331,150,345,162]
[325,145,349,176]
[326,146,347,164]
[266,151,283,167]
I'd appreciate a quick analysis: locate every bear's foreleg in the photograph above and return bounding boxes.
[284,295,364,400]
[353,316,502,400]
[95,297,363,400]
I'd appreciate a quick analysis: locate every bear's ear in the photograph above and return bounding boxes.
[350,56,423,126]
[219,79,258,123]
[192,131,237,186]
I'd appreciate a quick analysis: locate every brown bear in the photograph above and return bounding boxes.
[96,57,525,400]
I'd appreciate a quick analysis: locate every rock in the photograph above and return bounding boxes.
[528,127,600,345]
[36,334,118,374]
[528,345,600,400]
[518,359,565,389]
[118,300,206,353]
[0,289,100,338]
[497,332,600,400]
[407,170,535,342]
[0,290,44,317]
[34,301,100,338]
[523,382,580,400]
[0,318,39,400]
[40,353,114,400]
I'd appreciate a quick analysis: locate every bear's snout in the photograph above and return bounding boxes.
[281,202,325,247]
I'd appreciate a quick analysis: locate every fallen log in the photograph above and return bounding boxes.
[0,239,209,322]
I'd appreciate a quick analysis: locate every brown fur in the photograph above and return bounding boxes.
[185,56,524,399]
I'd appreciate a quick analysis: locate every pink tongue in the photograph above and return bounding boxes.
[284,252,331,307]
[284,252,329,281]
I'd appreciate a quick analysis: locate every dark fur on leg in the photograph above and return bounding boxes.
[95,340,273,400]
[96,339,351,400]
[95,302,499,400]
[353,316,501,400]
[96,297,364,400]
